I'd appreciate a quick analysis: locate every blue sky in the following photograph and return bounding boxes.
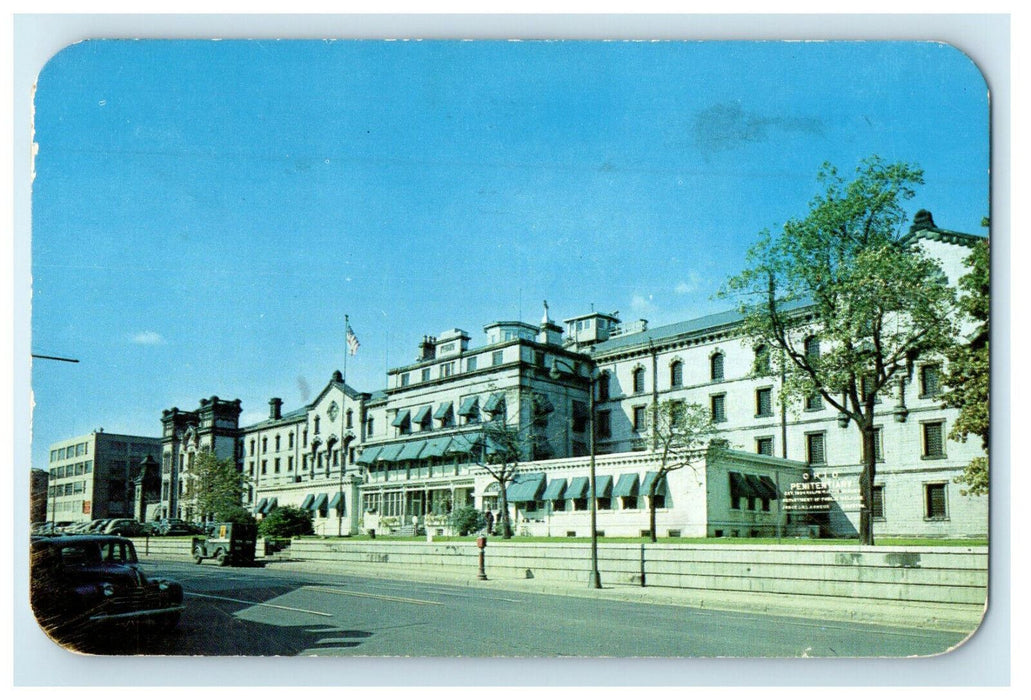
[29,39,989,470]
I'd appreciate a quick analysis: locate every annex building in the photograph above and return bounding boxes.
[151,211,987,540]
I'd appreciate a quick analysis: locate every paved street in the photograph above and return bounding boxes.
[64,558,969,658]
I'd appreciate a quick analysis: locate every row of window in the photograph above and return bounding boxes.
[869,482,949,520]
[802,421,945,465]
[612,351,943,403]
[50,442,89,462]
[49,461,93,479]
[48,480,88,497]
[399,351,507,388]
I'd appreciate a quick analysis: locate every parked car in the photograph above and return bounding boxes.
[30,535,184,648]
[102,519,150,537]
[31,521,74,536]
[155,518,195,536]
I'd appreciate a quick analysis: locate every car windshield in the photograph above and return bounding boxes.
[58,541,137,566]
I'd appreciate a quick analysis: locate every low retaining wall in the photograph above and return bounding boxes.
[134,537,987,627]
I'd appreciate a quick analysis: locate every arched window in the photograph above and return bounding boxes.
[670,360,683,387]
[632,367,646,394]
[710,353,725,382]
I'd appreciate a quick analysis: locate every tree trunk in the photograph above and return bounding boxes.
[499,487,513,539]
[648,482,657,543]
[859,422,877,546]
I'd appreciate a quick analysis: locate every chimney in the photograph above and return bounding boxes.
[419,336,437,361]
[269,398,283,420]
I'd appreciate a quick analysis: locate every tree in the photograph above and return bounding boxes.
[257,505,314,538]
[182,452,250,523]
[722,157,958,545]
[646,400,718,542]
[943,235,990,495]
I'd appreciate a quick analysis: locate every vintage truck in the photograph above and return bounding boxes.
[191,522,257,567]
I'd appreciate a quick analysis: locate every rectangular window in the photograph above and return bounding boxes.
[805,392,823,411]
[288,456,294,472]
[756,437,774,456]
[492,350,504,366]
[922,421,946,458]
[421,368,431,382]
[633,369,646,394]
[710,394,727,423]
[755,387,773,417]
[466,356,477,372]
[871,484,885,519]
[925,483,948,519]
[274,458,281,473]
[806,432,826,465]
[862,427,884,463]
[596,410,612,439]
[920,364,942,398]
[440,362,455,378]
[400,373,410,387]
[632,406,647,432]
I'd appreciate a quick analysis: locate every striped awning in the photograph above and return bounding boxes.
[433,402,453,420]
[356,446,383,465]
[541,478,567,501]
[412,405,433,424]
[328,491,344,512]
[261,497,278,514]
[729,472,761,499]
[311,493,328,512]
[254,497,268,514]
[566,476,590,499]
[458,396,479,417]
[589,474,613,499]
[483,392,506,414]
[397,440,427,461]
[376,444,405,463]
[506,473,546,503]
[613,473,640,498]
[641,472,668,498]
[421,436,453,458]
[300,494,315,510]
[390,410,411,428]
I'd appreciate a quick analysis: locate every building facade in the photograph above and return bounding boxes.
[44,431,162,524]
[232,212,987,540]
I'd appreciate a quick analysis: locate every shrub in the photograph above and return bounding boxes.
[258,506,314,538]
[449,506,485,537]
[216,506,257,525]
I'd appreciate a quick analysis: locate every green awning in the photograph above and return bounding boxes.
[566,476,590,499]
[433,402,453,420]
[421,436,453,458]
[729,472,761,499]
[589,474,613,499]
[254,497,268,513]
[458,396,479,417]
[483,392,506,414]
[397,440,427,461]
[356,446,383,465]
[613,473,640,498]
[300,494,315,510]
[446,435,479,455]
[328,492,344,512]
[542,478,567,501]
[390,410,410,428]
[641,472,668,497]
[758,475,780,500]
[507,473,546,503]
[413,405,433,424]
[376,444,405,463]
[745,474,768,500]
[262,497,278,514]
[311,493,328,512]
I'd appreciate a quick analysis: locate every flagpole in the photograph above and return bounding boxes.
[344,314,349,385]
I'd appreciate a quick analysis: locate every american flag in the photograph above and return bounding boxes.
[346,324,360,356]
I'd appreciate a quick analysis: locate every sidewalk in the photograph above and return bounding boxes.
[258,555,985,635]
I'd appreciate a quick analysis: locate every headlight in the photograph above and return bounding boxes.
[158,581,170,591]
[100,583,115,597]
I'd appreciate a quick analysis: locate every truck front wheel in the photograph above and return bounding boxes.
[193,546,205,564]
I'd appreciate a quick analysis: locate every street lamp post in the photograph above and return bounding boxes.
[550,358,602,589]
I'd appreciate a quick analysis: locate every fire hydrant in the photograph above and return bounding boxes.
[476,535,488,580]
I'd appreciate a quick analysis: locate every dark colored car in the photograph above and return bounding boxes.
[192,522,257,567]
[30,535,184,649]
[102,519,150,537]
[155,518,195,536]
